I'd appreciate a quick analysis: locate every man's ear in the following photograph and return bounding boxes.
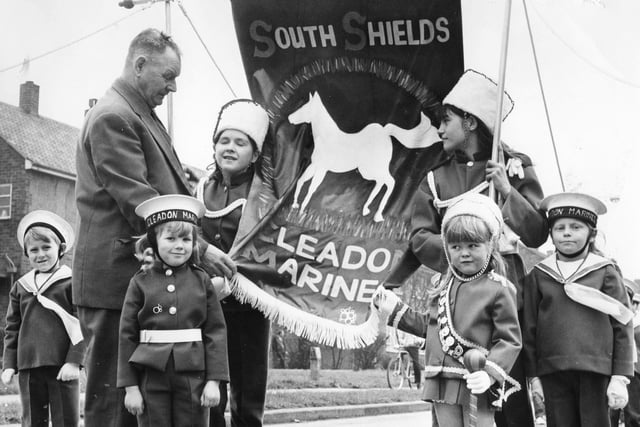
[134,56,147,75]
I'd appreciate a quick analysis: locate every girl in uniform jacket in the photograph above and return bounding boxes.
[196,99,271,427]
[376,194,522,427]
[117,195,229,427]
[522,193,634,427]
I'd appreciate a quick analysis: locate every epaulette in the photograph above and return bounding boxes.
[430,272,442,287]
[191,263,206,273]
[488,270,516,292]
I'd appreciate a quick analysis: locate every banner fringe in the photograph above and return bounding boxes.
[230,273,381,349]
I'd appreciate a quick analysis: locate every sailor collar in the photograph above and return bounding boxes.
[536,252,613,284]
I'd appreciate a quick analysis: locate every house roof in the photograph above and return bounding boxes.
[0,101,79,177]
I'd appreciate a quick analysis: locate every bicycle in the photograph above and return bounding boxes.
[386,347,415,389]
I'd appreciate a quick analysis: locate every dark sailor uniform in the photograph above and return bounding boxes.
[117,262,229,427]
[3,265,85,427]
[522,253,634,427]
[197,168,271,427]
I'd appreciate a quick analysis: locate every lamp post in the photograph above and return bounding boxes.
[118,0,175,142]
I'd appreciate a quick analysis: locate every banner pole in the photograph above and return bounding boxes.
[489,0,513,202]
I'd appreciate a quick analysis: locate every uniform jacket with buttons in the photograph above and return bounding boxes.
[391,272,521,388]
[117,263,229,387]
[522,255,634,378]
[3,271,85,371]
[74,78,192,310]
[197,168,253,311]
[410,149,547,276]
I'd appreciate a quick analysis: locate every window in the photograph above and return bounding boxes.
[0,184,11,220]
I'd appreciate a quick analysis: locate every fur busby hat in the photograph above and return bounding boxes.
[213,99,269,152]
[442,193,504,239]
[17,210,75,251]
[442,69,514,133]
[135,194,205,230]
[541,192,606,228]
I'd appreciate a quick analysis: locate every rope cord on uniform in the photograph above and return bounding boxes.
[522,0,566,192]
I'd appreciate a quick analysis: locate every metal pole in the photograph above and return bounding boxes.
[165,0,174,142]
[489,0,513,201]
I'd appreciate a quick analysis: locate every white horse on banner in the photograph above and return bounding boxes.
[288,91,440,222]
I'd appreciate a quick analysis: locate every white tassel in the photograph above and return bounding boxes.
[230,273,381,349]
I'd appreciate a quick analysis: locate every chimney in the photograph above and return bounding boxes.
[19,81,39,115]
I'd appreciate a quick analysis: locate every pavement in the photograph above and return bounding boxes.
[0,389,430,426]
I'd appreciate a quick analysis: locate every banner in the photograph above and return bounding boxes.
[229,0,464,348]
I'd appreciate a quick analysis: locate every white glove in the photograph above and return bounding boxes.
[464,370,492,394]
[1,369,15,385]
[211,276,231,300]
[529,376,544,400]
[607,375,629,409]
[372,287,400,318]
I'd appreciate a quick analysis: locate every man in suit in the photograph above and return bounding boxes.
[74,28,236,427]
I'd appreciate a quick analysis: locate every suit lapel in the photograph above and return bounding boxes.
[112,79,192,194]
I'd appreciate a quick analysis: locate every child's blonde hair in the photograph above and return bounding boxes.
[429,215,506,295]
[23,226,66,258]
[136,221,201,269]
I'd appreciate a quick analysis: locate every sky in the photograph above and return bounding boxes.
[1,0,640,277]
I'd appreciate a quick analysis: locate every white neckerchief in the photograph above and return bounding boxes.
[536,253,633,325]
[17,265,83,345]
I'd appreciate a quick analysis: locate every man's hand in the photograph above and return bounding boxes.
[200,242,236,279]
[124,385,145,416]
[56,363,80,381]
[200,380,221,407]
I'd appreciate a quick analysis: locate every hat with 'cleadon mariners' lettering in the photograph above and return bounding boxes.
[135,195,205,230]
[541,192,606,228]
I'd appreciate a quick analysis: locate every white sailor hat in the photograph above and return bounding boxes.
[135,195,205,230]
[213,99,270,152]
[17,210,75,250]
[442,69,514,133]
[541,192,606,228]
[442,193,504,238]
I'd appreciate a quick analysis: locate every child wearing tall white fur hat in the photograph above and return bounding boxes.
[117,194,229,425]
[196,98,273,426]
[410,70,547,427]
[522,191,634,427]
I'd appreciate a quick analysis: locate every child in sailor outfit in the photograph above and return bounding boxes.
[117,195,229,427]
[2,210,84,427]
[522,192,634,427]
[375,194,521,427]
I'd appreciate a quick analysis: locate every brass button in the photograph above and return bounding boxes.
[169,307,177,315]
[214,234,221,240]
[167,284,175,292]
[165,269,173,277]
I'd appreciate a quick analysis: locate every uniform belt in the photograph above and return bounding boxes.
[139,329,202,343]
